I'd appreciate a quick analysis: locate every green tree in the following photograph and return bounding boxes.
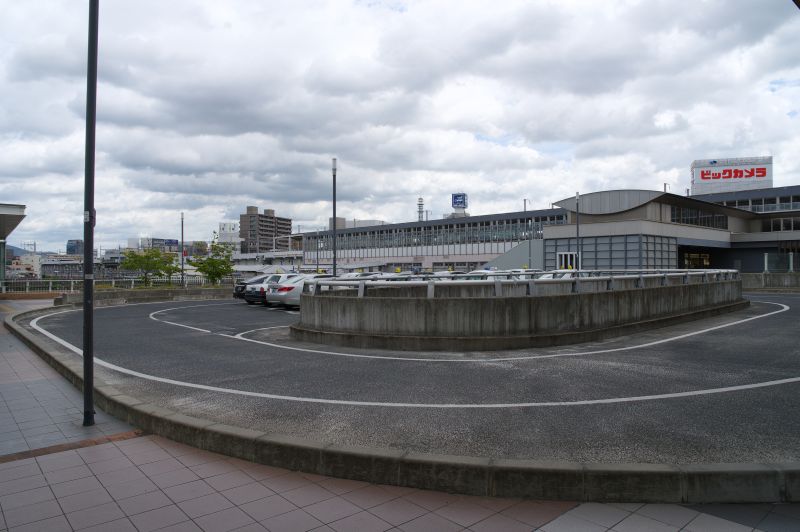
[161,260,182,286]
[188,234,233,284]
[120,248,173,286]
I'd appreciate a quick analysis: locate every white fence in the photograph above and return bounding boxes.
[0,276,236,294]
[306,269,740,299]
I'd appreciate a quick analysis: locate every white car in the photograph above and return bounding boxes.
[535,270,591,280]
[265,274,334,307]
[243,273,302,305]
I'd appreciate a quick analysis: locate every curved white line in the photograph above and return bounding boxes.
[148,302,246,333]
[227,302,790,362]
[28,302,800,408]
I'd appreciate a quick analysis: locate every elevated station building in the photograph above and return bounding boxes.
[300,185,799,274]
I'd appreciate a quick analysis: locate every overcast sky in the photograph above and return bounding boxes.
[2,1,799,253]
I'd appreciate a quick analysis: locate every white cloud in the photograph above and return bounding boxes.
[1,0,799,252]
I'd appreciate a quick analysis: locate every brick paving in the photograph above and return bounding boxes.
[1,300,799,531]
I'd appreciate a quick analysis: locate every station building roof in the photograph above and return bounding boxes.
[553,189,755,218]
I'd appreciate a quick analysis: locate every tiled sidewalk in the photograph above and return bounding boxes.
[1,436,799,532]
[1,300,799,531]
[0,301,134,456]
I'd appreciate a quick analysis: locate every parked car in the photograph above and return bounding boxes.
[535,270,591,280]
[508,268,544,280]
[264,274,333,307]
[335,271,394,280]
[243,273,301,305]
[233,274,270,299]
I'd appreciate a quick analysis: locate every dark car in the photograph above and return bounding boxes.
[233,274,270,300]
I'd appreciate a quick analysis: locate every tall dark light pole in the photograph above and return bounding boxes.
[180,212,185,287]
[575,192,580,270]
[523,198,531,269]
[332,158,337,277]
[82,0,99,427]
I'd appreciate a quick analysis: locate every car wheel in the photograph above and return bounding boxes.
[246,300,254,305]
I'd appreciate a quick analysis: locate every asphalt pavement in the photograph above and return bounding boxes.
[26,293,800,464]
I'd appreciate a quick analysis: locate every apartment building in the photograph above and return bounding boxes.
[239,207,293,253]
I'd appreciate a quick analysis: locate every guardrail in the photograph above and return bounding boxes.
[0,277,235,294]
[305,269,740,299]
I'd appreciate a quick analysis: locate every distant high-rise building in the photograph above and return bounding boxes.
[66,239,84,255]
[239,207,292,253]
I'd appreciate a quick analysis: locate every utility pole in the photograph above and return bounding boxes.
[82,0,99,427]
[332,158,337,277]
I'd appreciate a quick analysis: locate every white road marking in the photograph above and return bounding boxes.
[148,302,255,332]
[28,301,800,408]
[227,302,790,363]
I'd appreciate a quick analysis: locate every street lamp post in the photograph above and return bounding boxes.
[523,198,531,269]
[180,212,185,288]
[575,191,580,270]
[332,158,337,277]
[82,0,99,427]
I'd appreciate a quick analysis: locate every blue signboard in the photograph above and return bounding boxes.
[452,193,468,209]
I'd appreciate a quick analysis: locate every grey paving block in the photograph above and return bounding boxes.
[0,485,54,511]
[687,503,772,528]
[65,500,126,530]
[57,486,114,513]
[6,514,72,532]
[117,489,173,516]
[129,504,191,532]
[192,506,255,532]
[4,499,63,528]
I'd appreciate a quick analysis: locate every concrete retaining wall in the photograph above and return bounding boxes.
[0,292,61,300]
[295,280,744,350]
[55,287,231,306]
[741,273,800,290]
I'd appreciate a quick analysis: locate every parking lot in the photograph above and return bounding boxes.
[26,292,800,463]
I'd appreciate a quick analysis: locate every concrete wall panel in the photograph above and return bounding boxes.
[297,280,743,349]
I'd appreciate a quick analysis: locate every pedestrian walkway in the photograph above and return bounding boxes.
[0,300,133,456]
[1,300,798,531]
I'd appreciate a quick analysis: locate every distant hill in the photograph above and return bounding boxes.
[5,245,53,257]
[6,245,26,256]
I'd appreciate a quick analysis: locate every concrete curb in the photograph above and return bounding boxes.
[54,287,232,307]
[5,306,797,503]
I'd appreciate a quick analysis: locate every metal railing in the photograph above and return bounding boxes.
[305,269,740,299]
[0,276,236,294]
[746,202,800,213]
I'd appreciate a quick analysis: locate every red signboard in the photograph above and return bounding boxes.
[699,167,767,180]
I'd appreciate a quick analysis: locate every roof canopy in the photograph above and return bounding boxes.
[0,204,26,240]
[554,190,754,218]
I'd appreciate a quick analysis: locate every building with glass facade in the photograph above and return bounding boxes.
[303,209,566,272]
[297,185,799,273]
